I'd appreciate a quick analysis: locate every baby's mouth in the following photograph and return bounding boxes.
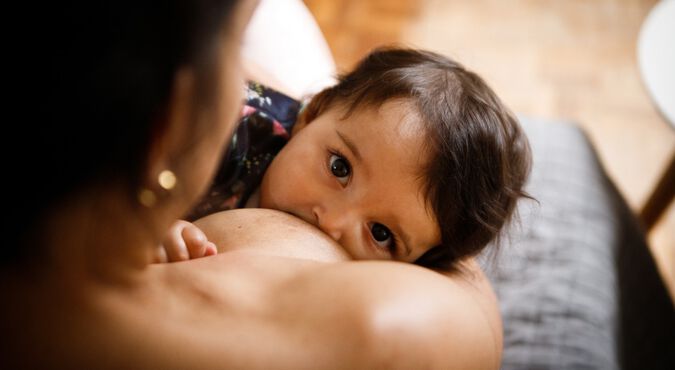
[282,209,354,259]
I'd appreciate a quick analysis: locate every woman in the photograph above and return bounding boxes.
[2,0,502,368]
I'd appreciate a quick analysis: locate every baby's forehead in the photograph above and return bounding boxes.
[335,98,430,166]
[337,98,427,136]
[379,98,423,131]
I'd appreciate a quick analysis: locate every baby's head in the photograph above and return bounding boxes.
[260,47,531,271]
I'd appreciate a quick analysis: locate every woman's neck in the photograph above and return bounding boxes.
[33,186,163,287]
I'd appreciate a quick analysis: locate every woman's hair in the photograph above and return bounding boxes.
[4,0,239,263]
[302,47,532,271]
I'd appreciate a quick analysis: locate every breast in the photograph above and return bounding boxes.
[194,208,352,262]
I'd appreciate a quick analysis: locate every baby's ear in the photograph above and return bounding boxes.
[291,107,312,136]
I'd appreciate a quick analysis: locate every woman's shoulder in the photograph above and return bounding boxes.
[283,259,503,369]
[170,253,503,369]
[182,208,502,368]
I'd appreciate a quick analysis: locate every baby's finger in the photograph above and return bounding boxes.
[163,221,191,262]
[153,245,169,263]
[182,223,212,259]
[204,241,218,256]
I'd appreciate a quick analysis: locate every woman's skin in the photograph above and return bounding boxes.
[193,208,504,369]
[1,0,502,368]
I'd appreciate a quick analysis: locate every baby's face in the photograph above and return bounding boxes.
[259,100,440,262]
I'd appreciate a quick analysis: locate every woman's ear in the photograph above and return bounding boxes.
[144,68,196,186]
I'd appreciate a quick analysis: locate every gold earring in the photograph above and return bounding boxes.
[158,170,177,190]
[138,188,157,208]
[138,170,177,207]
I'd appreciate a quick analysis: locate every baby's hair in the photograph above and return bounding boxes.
[302,47,532,272]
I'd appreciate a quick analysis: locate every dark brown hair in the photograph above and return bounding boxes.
[3,0,239,264]
[302,47,532,271]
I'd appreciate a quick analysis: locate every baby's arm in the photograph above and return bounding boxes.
[155,220,218,263]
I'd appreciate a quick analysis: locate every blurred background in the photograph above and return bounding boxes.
[304,0,674,295]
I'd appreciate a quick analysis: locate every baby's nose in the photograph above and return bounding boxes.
[312,207,343,242]
[326,229,342,242]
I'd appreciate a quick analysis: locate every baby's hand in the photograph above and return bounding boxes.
[155,220,218,263]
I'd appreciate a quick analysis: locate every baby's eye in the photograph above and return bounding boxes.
[329,154,351,185]
[370,223,394,251]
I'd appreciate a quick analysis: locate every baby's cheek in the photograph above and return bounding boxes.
[261,139,318,210]
[259,155,293,210]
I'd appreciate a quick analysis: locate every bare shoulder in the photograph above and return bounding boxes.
[280,259,503,370]
[186,209,501,368]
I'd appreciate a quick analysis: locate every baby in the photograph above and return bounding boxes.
[159,47,531,271]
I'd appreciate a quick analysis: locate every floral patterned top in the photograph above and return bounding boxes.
[187,81,302,220]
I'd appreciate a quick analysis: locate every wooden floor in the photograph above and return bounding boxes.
[305,0,675,298]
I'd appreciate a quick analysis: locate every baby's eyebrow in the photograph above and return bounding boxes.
[336,130,362,163]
